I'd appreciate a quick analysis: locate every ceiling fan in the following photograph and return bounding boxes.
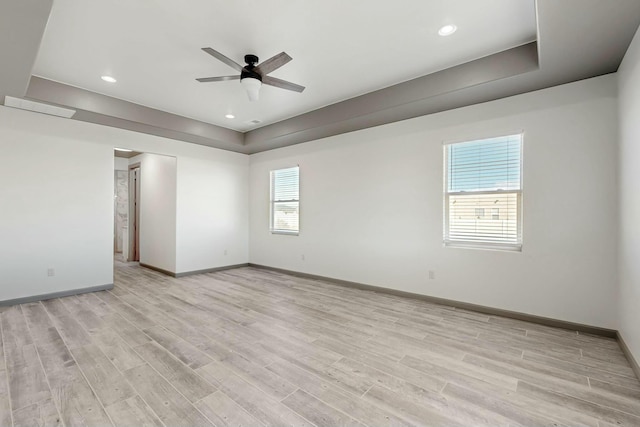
[196,47,305,101]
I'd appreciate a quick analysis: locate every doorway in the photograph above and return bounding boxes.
[113,150,178,272]
[114,148,142,264]
[128,164,141,262]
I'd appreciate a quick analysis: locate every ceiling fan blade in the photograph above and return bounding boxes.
[201,47,244,72]
[255,52,292,76]
[196,75,240,83]
[262,75,305,93]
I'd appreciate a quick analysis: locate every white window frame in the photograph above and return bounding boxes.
[270,166,300,235]
[443,133,523,251]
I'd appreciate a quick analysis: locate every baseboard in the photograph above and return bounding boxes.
[248,263,618,339]
[0,283,114,307]
[174,263,250,278]
[139,263,176,277]
[617,332,640,381]
[140,262,250,278]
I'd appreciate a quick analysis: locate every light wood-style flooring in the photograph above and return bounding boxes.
[1,262,639,426]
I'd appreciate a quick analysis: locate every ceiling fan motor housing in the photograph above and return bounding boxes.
[244,54,259,65]
[241,54,262,82]
[241,66,262,82]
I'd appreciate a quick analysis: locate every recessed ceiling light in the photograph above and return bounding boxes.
[114,148,132,152]
[101,75,117,83]
[438,24,457,36]
[225,114,235,119]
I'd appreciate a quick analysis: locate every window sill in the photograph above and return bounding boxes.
[271,230,299,236]
[444,241,522,252]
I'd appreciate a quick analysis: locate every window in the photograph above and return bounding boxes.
[270,166,299,234]
[444,134,522,250]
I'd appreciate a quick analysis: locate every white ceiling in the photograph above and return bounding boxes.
[33,0,536,132]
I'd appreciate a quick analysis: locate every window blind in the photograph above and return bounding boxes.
[444,134,522,249]
[270,166,299,233]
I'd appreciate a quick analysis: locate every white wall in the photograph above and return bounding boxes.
[127,149,250,275]
[618,27,640,362]
[176,154,249,273]
[0,108,114,300]
[133,153,178,273]
[114,157,129,171]
[0,105,249,302]
[250,75,619,328]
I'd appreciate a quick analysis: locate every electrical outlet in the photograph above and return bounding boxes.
[47,268,55,277]
[224,249,228,256]
[301,254,305,261]
[428,270,435,280]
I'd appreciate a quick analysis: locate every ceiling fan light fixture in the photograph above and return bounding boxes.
[241,77,262,101]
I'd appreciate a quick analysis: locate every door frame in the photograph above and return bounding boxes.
[128,163,141,262]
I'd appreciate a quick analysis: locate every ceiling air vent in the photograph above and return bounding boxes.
[248,119,262,125]
[3,96,76,118]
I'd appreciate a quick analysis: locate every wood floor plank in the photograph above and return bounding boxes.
[88,329,146,373]
[266,357,415,427]
[12,398,61,427]
[331,357,438,400]
[370,330,467,360]
[195,391,264,427]
[0,394,11,427]
[196,362,312,427]
[142,325,212,370]
[0,370,6,397]
[465,354,640,415]
[445,376,599,427]
[257,340,375,397]
[74,294,112,318]
[105,395,163,427]
[21,303,62,345]
[420,328,524,359]
[124,363,213,427]
[219,351,298,400]
[41,300,92,349]
[59,298,104,333]
[362,385,466,427]
[94,292,156,331]
[517,381,640,427]
[70,344,136,406]
[101,313,151,348]
[1,306,34,368]
[460,347,590,386]
[477,330,582,359]
[47,365,114,427]
[282,389,361,426]
[6,344,51,412]
[527,329,620,353]
[442,382,570,426]
[22,303,76,374]
[314,336,446,393]
[589,377,640,401]
[133,341,216,403]
[0,320,4,370]
[523,351,640,390]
